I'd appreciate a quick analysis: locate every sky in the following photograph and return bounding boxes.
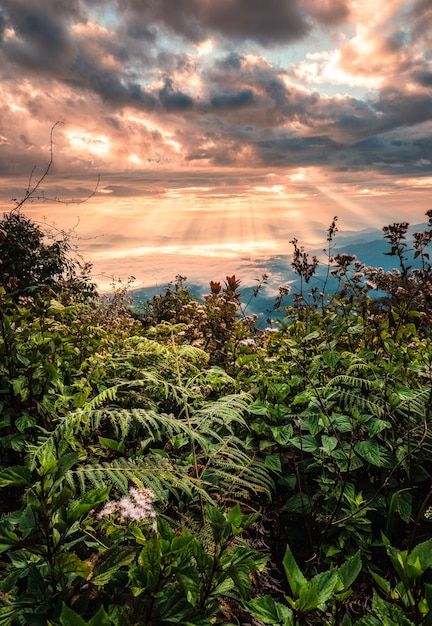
[0,0,432,291]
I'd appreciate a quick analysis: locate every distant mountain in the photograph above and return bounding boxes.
[329,221,429,271]
[129,221,430,324]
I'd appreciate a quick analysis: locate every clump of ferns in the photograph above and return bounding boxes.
[100,335,235,412]
[28,381,273,520]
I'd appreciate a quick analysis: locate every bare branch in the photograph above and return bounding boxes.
[12,121,64,213]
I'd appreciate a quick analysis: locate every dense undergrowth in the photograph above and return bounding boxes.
[1,209,432,625]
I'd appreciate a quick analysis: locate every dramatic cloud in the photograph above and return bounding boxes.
[0,0,431,288]
[118,0,350,45]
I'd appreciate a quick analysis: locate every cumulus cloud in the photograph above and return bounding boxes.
[0,0,431,287]
[117,0,326,46]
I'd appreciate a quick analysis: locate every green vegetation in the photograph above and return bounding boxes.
[1,208,432,625]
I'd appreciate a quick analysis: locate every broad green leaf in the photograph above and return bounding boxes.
[227,563,252,599]
[16,353,31,366]
[384,338,395,354]
[139,536,161,564]
[18,505,36,538]
[56,452,79,478]
[171,534,194,554]
[270,425,293,445]
[332,414,353,433]
[98,436,126,453]
[408,537,432,572]
[307,569,338,604]
[192,539,213,572]
[88,606,113,626]
[322,350,341,368]
[337,551,362,591]
[397,387,415,401]
[283,494,312,515]
[282,544,307,598]
[370,570,391,594]
[395,490,412,524]
[176,566,200,605]
[59,603,87,626]
[8,548,34,569]
[15,413,36,433]
[347,324,363,335]
[354,440,394,468]
[367,419,391,436]
[54,553,90,579]
[424,583,432,618]
[297,585,321,612]
[321,435,338,453]
[289,435,318,453]
[0,466,32,488]
[67,487,111,523]
[264,453,282,472]
[53,486,74,511]
[250,400,272,416]
[292,392,311,406]
[80,487,111,507]
[243,595,294,625]
[206,505,230,542]
[358,349,375,361]
[371,591,416,625]
[227,502,243,528]
[303,330,320,341]
[92,546,136,585]
[11,376,27,396]
[332,447,364,472]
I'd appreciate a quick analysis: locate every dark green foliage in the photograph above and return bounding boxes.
[0,211,95,299]
[1,210,432,624]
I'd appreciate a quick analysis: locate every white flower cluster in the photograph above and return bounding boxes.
[97,487,157,529]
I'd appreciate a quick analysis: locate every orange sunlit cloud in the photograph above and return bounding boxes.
[1,0,431,290]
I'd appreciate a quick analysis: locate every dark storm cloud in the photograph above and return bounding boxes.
[329,132,432,176]
[67,55,157,109]
[0,0,431,188]
[0,12,7,43]
[373,90,432,130]
[210,89,256,110]
[413,71,432,88]
[159,78,195,111]
[2,0,83,19]
[256,134,343,166]
[409,0,432,38]
[0,2,75,72]
[118,0,350,46]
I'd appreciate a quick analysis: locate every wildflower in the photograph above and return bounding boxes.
[238,338,255,347]
[97,487,157,529]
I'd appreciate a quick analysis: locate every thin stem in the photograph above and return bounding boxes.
[171,332,206,521]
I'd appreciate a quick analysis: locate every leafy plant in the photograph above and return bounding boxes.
[244,544,362,625]
[362,534,432,625]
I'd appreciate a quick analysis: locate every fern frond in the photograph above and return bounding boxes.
[190,393,251,434]
[390,385,431,424]
[324,375,376,391]
[324,388,384,417]
[67,456,217,503]
[83,384,123,411]
[202,449,273,498]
